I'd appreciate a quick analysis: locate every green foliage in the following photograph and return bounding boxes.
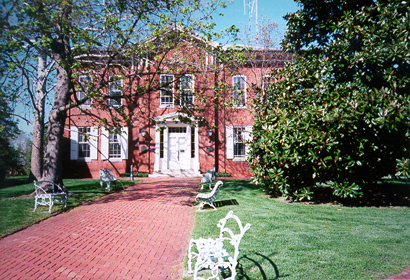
[0,91,19,182]
[249,0,410,200]
[395,158,410,179]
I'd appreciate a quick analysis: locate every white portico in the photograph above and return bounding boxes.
[152,112,201,177]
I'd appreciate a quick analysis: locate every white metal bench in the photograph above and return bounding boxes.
[201,166,216,190]
[99,169,117,191]
[196,180,223,210]
[33,181,67,213]
[188,210,251,280]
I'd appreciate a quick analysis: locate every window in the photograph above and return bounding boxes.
[169,127,187,133]
[262,75,275,92]
[233,127,246,157]
[78,75,92,107]
[101,127,128,160]
[160,74,174,107]
[232,75,246,107]
[109,76,122,107]
[160,128,164,159]
[226,126,252,160]
[109,130,121,158]
[70,127,98,161]
[191,127,195,158]
[78,127,91,158]
[180,75,194,106]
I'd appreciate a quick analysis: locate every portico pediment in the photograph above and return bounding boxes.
[153,112,201,124]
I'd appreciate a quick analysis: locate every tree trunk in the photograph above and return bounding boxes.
[30,51,47,181]
[42,60,70,186]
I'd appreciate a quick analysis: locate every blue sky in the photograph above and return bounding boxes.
[16,0,299,134]
[213,0,299,40]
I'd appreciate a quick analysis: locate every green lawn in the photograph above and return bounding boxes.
[0,177,138,237]
[187,180,410,280]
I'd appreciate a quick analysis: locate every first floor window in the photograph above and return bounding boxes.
[109,131,121,158]
[226,126,252,160]
[233,127,246,157]
[70,126,98,161]
[160,128,164,159]
[101,127,128,160]
[78,127,91,158]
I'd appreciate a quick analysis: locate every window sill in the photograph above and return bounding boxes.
[77,158,92,162]
[108,158,122,162]
[160,104,175,109]
[232,157,247,162]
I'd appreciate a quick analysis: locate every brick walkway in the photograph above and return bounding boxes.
[0,177,200,279]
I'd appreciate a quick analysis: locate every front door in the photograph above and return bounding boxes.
[168,128,190,169]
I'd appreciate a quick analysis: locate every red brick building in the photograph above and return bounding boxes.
[63,33,291,178]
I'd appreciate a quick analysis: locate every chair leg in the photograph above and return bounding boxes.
[33,198,38,212]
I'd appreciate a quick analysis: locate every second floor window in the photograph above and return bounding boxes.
[160,74,174,107]
[78,75,92,107]
[180,75,194,106]
[109,76,122,107]
[233,75,246,107]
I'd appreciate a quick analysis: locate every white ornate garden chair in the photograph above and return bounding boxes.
[99,168,117,191]
[201,166,216,190]
[188,211,251,280]
[33,180,67,213]
[196,181,223,210]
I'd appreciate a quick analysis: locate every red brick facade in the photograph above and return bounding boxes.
[62,37,290,179]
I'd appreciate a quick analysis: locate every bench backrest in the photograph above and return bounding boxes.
[34,180,65,195]
[100,169,116,180]
[210,180,223,198]
[217,210,251,263]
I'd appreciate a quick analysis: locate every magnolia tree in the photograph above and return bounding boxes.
[249,0,410,201]
[1,0,236,184]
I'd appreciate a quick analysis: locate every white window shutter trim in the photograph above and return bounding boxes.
[120,127,128,160]
[226,126,234,159]
[90,127,98,160]
[101,127,109,160]
[70,127,78,160]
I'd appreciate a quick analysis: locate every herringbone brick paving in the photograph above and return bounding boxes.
[0,177,199,279]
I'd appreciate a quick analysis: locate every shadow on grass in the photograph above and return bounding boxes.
[236,251,283,280]
[214,199,239,207]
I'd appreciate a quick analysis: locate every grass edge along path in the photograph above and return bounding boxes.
[0,177,139,238]
[185,179,410,280]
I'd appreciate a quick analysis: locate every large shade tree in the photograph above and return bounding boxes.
[249,0,410,200]
[1,0,234,184]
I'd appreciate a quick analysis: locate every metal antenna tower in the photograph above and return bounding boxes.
[244,0,258,46]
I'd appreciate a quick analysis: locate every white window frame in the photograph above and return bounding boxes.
[232,75,246,108]
[180,74,194,107]
[262,74,275,92]
[78,75,92,108]
[226,126,252,161]
[160,74,174,108]
[109,75,122,108]
[70,126,98,161]
[101,127,128,162]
